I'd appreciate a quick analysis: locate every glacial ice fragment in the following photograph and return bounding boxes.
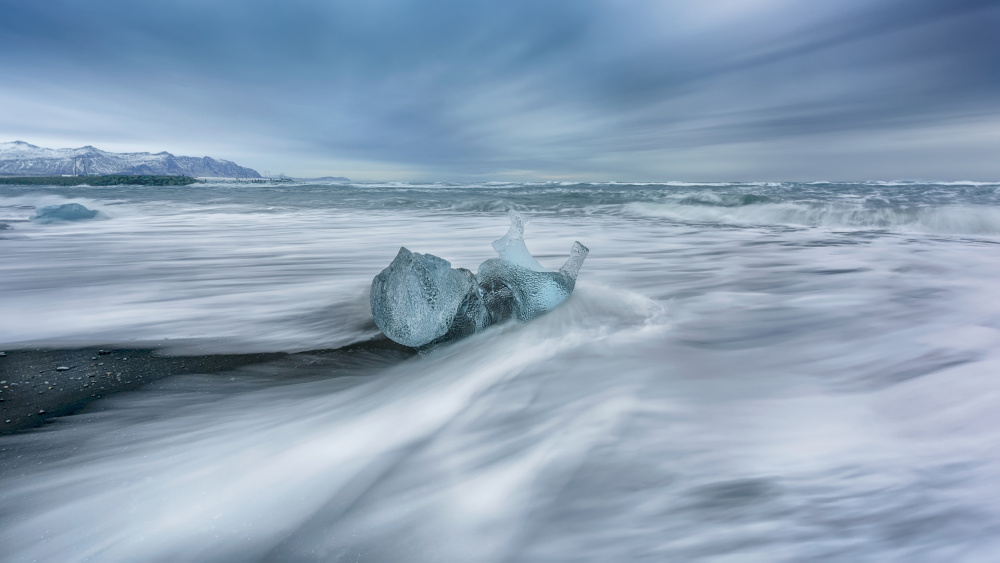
[32,203,99,223]
[370,248,490,348]
[370,210,588,348]
[478,211,589,323]
[490,210,546,271]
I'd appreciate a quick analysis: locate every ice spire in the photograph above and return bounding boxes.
[491,210,545,272]
[559,241,590,280]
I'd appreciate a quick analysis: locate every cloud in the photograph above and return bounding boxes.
[1,0,997,179]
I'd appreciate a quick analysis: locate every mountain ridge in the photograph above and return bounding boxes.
[0,141,261,178]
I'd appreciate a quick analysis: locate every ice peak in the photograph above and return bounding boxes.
[491,210,545,272]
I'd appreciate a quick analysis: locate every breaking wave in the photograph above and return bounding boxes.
[624,201,1000,234]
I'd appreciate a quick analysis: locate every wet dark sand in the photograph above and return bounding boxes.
[0,338,415,436]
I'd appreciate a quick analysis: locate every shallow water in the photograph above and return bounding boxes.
[2,182,1000,561]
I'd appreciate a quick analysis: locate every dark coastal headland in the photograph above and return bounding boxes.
[0,175,198,186]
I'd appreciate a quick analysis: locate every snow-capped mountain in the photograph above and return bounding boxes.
[0,141,261,178]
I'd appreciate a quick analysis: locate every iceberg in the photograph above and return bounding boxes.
[370,210,589,348]
[32,203,99,223]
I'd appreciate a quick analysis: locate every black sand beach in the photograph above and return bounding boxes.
[0,338,414,436]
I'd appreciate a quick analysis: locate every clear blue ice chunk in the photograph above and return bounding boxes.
[32,203,99,223]
[477,211,589,323]
[370,211,588,348]
[370,248,490,348]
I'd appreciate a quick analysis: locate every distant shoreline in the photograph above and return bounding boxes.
[0,175,198,186]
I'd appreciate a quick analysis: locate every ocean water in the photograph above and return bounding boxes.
[2,181,1000,561]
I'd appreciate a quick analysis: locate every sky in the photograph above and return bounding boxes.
[1,0,998,181]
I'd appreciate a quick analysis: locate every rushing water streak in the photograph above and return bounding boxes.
[2,182,1000,561]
